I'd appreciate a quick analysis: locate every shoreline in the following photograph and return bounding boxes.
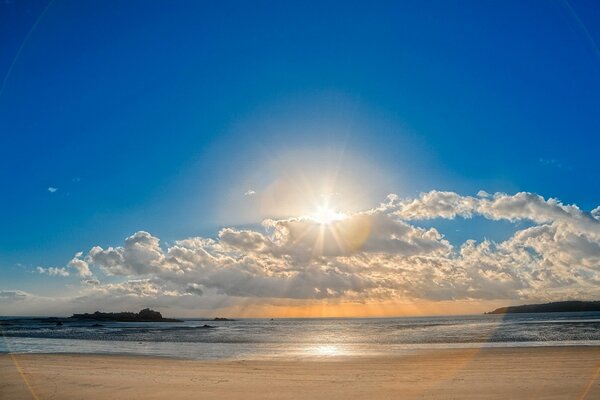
[3,342,600,360]
[2,347,600,399]
[4,340,600,362]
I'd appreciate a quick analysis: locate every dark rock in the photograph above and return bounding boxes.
[487,300,600,314]
[70,308,182,322]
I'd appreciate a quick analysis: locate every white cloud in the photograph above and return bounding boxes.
[244,189,256,196]
[592,206,600,221]
[47,187,58,193]
[36,266,70,277]
[68,252,92,277]
[86,231,170,276]
[391,191,597,230]
[23,191,600,310]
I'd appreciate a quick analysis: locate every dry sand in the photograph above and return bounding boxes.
[2,347,600,399]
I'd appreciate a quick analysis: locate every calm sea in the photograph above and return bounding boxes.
[2,313,600,359]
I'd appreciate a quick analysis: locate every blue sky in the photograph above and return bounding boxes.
[1,1,599,314]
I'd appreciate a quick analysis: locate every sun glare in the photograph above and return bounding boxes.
[312,206,347,225]
[312,345,342,356]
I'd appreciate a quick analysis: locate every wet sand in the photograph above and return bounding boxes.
[2,347,600,399]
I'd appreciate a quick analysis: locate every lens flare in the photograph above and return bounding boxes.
[311,206,347,225]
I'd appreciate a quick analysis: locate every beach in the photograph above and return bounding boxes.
[2,347,600,400]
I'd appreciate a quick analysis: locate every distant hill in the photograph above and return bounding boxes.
[487,301,600,314]
[70,308,182,322]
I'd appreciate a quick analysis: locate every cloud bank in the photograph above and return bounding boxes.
[5,191,600,314]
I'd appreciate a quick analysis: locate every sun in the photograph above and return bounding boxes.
[311,206,347,225]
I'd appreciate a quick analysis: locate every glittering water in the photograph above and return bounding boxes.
[2,313,600,359]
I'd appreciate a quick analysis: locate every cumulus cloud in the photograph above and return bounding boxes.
[47,187,58,193]
[391,191,595,227]
[35,253,92,278]
[27,191,600,309]
[87,231,171,276]
[68,252,92,277]
[244,189,256,196]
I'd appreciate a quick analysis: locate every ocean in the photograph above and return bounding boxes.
[2,312,600,360]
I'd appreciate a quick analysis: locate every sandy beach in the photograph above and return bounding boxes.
[2,347,600,400]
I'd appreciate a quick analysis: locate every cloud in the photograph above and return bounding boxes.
[391,191,597,229]
[25,191,600,310]
[86,231,170,276]
[47,187,58,193]
[0,290,28,301]
[592,206,600,221]
[185,283,204,296]
[68,252,92,277]
[244,189,256,196]
[36,266,70,277]
[35,253,92,278]
[539,158,571,170]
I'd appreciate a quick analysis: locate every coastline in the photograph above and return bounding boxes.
[3,347,600,399]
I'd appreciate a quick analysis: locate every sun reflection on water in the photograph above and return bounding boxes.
[312,345,342,356]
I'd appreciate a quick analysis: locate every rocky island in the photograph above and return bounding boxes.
[70,308,182,322]
[487,300,600,314]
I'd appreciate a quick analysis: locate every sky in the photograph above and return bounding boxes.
[1,0,599,317]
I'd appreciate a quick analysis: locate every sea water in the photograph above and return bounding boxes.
[1,312,600,359]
